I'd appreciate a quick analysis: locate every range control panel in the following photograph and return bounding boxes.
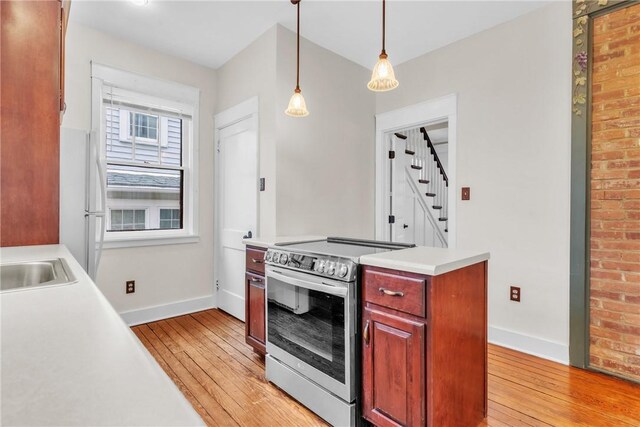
[264,249,356,282]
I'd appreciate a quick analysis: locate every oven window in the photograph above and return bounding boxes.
[267,278,345,384]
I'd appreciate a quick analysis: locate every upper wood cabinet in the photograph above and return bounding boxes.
[1,0,68,247]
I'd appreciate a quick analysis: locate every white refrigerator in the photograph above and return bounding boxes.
[59,128,106,280]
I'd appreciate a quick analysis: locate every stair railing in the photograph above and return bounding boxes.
[420,127,448,223]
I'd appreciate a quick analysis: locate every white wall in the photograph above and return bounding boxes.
[375,2,573,362]
[275,26,376,238]
[63,23,217,316]
[217,25,376,240]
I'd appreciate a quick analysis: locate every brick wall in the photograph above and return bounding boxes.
[590,3,640,382]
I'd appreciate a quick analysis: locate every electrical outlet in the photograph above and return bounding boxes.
[126,280,135,294]
[510,286,521,302]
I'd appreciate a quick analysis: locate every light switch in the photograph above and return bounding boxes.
[462,187,470,201]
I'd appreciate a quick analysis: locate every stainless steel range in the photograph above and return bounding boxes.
[263,237,414,426]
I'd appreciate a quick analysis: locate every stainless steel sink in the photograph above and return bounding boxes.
[0,258,77,292]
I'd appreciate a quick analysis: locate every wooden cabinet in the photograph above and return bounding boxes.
[1,0,69,247]
[362,307,425,427]
[245,246,266,354]
[246,272,266,348]
[362,263,488,427]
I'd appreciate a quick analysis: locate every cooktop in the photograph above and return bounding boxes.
[277,237,413,258]
[265,237,414,281]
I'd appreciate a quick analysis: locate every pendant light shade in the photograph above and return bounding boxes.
[368,0,398,92]
[285,0,309,117]
[368,53,399,92]
[285,88,309,117]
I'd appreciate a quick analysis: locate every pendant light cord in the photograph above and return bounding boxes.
[296,0,301,91]
[381,0,386,56]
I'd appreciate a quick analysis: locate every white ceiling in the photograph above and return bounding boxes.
[70,0,549,70]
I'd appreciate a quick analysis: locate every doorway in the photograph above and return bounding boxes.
[375,94,457,248]
[214,97,259,321]
[388,122,449,247]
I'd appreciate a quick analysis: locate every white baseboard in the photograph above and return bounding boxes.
[119,296,215,326]
[488,325,569,365]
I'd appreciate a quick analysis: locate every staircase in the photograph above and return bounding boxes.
[395,127,448,242]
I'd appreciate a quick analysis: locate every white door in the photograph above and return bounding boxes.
[216,108,258,321]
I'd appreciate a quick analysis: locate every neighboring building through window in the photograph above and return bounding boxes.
[105,105,185,233]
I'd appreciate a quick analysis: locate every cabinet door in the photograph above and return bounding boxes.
[245,273,265,353]
[362,307,425,427]
[1,0,61,246]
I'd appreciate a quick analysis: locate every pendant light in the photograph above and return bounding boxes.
[368,0,399,92]
[285,0,309,117]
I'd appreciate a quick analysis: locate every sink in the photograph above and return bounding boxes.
[1,258,77,292]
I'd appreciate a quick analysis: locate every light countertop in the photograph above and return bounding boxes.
[243,235,325,249]
[360,246,490,276]
[0,245,204,426]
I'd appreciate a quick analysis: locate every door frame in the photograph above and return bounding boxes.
[213,96,259,309]
[374,94,458,248]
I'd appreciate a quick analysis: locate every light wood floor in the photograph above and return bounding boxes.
[133,309,640,427]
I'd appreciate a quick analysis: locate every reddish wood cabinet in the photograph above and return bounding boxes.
[362,307,425,427]
[1,0,69,247]
[245,246,266,354]
[362,263,488,427]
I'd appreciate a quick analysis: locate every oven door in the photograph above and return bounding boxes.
[265,265,355,402]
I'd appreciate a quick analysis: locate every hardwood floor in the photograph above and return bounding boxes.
[133,309,640,427]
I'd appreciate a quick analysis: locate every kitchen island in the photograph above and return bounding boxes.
[0,245,204,426]
[244,237,489,427]
[359,246,489,427]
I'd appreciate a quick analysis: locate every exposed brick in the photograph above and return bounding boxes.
[599,260,640,272]
[624,294,640,304]
[590,3,640,383]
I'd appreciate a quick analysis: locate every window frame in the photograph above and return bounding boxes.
[92,63,200,249]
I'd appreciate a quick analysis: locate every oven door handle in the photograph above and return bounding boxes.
[267,269,348,297]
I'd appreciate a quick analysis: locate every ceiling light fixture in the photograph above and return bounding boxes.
[368,0,398,92]
[285,0,309,117]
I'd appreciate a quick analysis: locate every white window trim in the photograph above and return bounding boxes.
[92,63,200,249]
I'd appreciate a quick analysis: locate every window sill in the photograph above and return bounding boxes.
[103,234,200,249]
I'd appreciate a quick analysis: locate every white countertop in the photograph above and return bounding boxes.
[360,246,490,276]
[0,245,204,426]
[243,235,325,248]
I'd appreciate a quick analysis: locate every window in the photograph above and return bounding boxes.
[129,112,158,141]
[159,208,181,229]
[93,64,199,247]
[110,209,147,231]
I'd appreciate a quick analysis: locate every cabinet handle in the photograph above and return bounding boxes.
[379,287,404,297]
[251,258,264,264]
[249,278,263,285]
[363,320,370,345]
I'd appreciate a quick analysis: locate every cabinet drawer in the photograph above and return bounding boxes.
[363,267,427,318]
[246,246,266,275]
